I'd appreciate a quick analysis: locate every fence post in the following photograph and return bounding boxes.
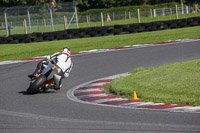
[24,19,28,34]
[125,11,127,20]
[176,5,179,20]
[129,11,131,19]
[137,8,141,24]
[162,8,165,16]
[43,19,46,27]
[181,0,184,14]
[86,15,89,23]
[27,6,32,33]
[101,12,104,26]
[49,7,54,31]
[4,8,9,37]
[64,16,68,29]
[150,9,153,18]
[186,6,189,14]
[170,8,173,15]
[113,12,115,21]
[74,6,79,28]
[153,9,156,17]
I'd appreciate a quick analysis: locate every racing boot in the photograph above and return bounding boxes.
[53,74,62,91]
[53,83,62,91]
[28,61,43,79]
[28,68,40,79]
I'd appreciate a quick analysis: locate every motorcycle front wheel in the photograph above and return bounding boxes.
[27,75,47,94]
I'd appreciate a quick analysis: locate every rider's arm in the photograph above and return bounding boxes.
[45,52,60,63]
[63,58,73,78]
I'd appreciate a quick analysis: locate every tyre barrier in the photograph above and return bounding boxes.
[0,17,199,44]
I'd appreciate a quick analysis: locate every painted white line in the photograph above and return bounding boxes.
[121,102,155,107]
[84,82,106,87]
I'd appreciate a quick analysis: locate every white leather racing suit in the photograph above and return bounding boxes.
[46,52,73,87]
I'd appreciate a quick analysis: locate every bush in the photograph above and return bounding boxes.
[78,2,180,16]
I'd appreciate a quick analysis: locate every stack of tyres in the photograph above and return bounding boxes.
[42,32,56,41]
[94,26,114,36]
[177,19,188,28]
[0,37,8,44]
[129,24,139,33]
[63,30,72,39]
[78,28,88,38]
[103,26,114,36]
[138,23,152,32]
[31,32,43,42]
[88,28,98,37]
[99,26,114,36]
[163,20,179,29]
[53,30,66,40]
[79,27,96,37]
[9,34,31,43]
[187,17,200,27]
[114,25,129,35]
[150,21,165,31]
[66,28,80,39]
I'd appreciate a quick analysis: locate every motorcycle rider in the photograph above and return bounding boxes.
[28,47,73,91]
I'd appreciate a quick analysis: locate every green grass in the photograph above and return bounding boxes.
[104,60,200,106]
[0,26,200,62]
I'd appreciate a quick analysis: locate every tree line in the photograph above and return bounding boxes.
[0,0,199,11]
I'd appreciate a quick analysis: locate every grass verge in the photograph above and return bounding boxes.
[0,26,200,62]
[104,60,200,106]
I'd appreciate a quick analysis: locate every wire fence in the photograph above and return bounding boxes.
[0,2,78,36]
[0,3,200,37]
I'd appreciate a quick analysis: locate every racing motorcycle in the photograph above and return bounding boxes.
[27,62,56,94]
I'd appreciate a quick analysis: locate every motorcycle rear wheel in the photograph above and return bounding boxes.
[27,75,47,94]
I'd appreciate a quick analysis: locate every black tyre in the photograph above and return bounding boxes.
[27,75,47,94]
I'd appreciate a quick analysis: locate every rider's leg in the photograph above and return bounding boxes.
[28,60,44,78]
[53,74,62,90]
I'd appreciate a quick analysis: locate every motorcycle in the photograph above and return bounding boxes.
[27,61,56,94]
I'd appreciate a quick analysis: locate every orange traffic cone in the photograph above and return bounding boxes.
[133,91,138,100]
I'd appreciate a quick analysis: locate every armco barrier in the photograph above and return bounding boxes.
[0,17,199,44]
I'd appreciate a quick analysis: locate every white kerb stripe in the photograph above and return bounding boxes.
[92,98,126,104]
[120,102,154,107]
[84,82,107,87]
[166,106,200,112]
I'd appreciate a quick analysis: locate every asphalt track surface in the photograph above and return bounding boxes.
[0,40,200,133]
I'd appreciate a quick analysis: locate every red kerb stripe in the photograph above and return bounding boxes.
[139,104,190,109]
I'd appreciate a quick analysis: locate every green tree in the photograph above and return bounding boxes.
[87,0,105,9]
